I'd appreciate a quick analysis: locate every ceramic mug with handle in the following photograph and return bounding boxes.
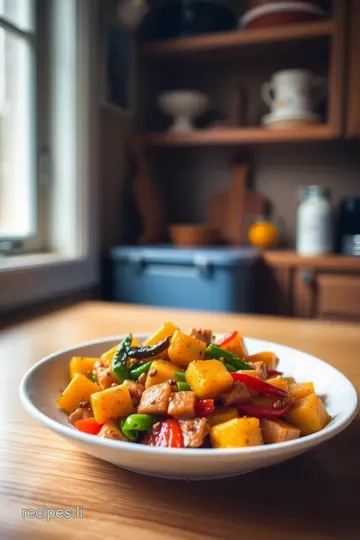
[261,69,326,117]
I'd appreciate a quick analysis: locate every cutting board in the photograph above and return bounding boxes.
[223,163,248,244]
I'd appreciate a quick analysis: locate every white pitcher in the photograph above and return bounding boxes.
[261,69,326,117]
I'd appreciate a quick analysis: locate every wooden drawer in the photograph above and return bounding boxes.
[317,274,360,318]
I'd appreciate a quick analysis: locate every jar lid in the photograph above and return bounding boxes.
[299,185,331,200]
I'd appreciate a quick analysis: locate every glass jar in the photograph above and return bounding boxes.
[296,186,332,256]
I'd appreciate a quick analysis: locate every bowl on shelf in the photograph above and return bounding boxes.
[240,1,327,29]
[169,224,219,246]
[158,91,209,132]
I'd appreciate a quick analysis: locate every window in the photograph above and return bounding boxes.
[0,0,98,311]
[0,0,36,250]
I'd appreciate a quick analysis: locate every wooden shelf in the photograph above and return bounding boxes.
[139,20,334,59]
[263,251,360,271]
[136,125,333,147]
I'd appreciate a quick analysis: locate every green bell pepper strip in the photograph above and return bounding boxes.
[224,362,237,373]
[205,344,252,370]
[112,333,132,383]
[174,371,186,381]
[120,414,156,442]
[88,372,97,382]
[177,382,191,391]
[129,360,154,381]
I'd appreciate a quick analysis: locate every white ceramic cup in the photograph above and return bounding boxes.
[261,69,326,117]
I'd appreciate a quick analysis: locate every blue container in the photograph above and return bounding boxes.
[110,245,259,313]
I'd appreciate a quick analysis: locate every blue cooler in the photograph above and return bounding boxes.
[110,246,259,313]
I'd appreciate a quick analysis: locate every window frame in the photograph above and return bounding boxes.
[0,3,39,250]
[0,0,99,312]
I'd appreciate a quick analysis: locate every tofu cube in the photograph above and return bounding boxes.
[57,374,100,414]
[211,418,264,448]
[186,360,233,399]
[287,394,331,435]
[289,382,315,401]
[145,360,182,389]
[266,376,289,393]
[207,406,239,427]
[91,385,134,424]
[69,357,98,379]
[168,330,206,368]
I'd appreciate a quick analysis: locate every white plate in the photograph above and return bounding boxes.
[240,2,327,28]
[19,334,358,480]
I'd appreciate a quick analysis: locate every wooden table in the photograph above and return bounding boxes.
[1,301,359,540]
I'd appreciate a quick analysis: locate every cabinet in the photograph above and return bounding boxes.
[346,0,360,136]
[263,252,360,321]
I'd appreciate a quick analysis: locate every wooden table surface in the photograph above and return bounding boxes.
[1,301,360,540]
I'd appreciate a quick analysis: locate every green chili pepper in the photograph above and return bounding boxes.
[112,334,132,383]
[205,344,252,370]
[120,414,156,442]
[224,362,237,372]
[177,381,191,391]
[88,372,97,383]
[129,360,153,381]
[174,371,186,381]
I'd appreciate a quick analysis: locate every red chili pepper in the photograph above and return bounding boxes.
[146,419,184,448]
[219,331,238,348]
[267,370,283,378]
[75,417,103,435]
[231,373,289,399]
[237,399,293,419]
[195,399,215,416]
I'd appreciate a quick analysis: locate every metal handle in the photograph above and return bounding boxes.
[301,269,313,286]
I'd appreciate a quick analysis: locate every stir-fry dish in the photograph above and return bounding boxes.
[57,323,331,448]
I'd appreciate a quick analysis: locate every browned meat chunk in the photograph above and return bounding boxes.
[98,420,128,441]
[190,328,213,345]
[122,379,145,407]
[168,391,196,418]
[179,418,210,448]
[96,366,118,390]
[137,382,172,415]
[220,382,250,406]
[68,407,93,426]
[261,419,300,444]
[248,361,267,379]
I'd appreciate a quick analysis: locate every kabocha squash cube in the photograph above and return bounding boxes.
[186,360,233,399]
[289,382,315,401]
[221,332,248,358]
[91,385,134,424]
[207,406,239,427]
[247,352,279,371]
[145,360,183,388]
[211,418,264,448]
[101,337,141,366]
[57,374,100,414]
[169,330,206,368]
[261,419,300,444]
[287,393,330,435]
[144,322,177,358]
[69,357,98,379]
[266,376,289,393]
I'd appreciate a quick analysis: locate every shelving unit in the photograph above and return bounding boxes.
[135,1,346,146]
[139,20,334,59]
[137,125,333,147]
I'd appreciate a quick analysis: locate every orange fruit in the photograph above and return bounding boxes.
[248,220,278,249]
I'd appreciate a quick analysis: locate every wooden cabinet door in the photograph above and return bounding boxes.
[317,274,360,320]
[346,0,360,137]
